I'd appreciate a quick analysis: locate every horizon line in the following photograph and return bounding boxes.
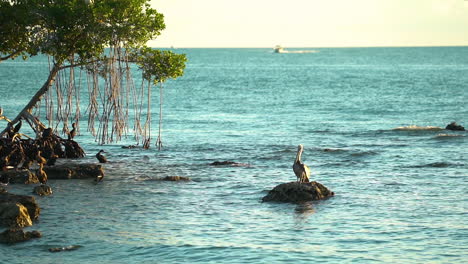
[149,44,468,49]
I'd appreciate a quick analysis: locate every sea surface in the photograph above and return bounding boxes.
[0,47,467,263]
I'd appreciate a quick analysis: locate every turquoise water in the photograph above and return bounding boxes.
[1,47,467,263]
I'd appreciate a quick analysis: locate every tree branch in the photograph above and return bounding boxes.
[0,50,21,61]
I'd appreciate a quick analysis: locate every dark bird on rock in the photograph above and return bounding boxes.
[68,123,77,140]
[36,163,47,185]
[42,127,52,139]
[6,123,15,138]
[13,119,22,133]
[46,154,58,166]
[21,158,34,170]
[96,150,107,163]
[293,144,310,183]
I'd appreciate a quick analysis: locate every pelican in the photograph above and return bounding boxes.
[96,150,107,163]
[68,123,77,140]
[293,144,310,183]
[36,163,48,185]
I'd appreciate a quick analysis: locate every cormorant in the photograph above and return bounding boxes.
[42,127,52,139]
[96,150,107,163]
[36,150,47,165]
[36,163,47,185]
[68,123,77,140]
[46,154,58,166]
[13,119,22,133]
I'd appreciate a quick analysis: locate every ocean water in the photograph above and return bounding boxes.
[0,47,467,263]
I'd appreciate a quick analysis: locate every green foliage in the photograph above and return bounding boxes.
[131,47,187,84]
[0,0,186,146]
[0,0,167,65]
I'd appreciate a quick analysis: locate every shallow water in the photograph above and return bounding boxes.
[1,47,467,263]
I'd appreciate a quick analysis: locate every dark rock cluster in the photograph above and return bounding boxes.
[445,122,465,131]
[262,181,334,203]
[0,190,41,244]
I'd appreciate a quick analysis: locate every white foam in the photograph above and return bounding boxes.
[393,125,443,131]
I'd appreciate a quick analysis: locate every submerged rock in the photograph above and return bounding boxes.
[0,192,40,221]
[33,185,53,196]
[209,161,250,167]
[0,202,32,228]
[0,228,41,244]
[161,176,191,181]
[262,181,334,203]
[49,245,82,252]
[44,163,104,180]
[445,122,465,131]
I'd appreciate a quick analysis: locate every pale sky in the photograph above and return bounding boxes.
[149,0,468,48]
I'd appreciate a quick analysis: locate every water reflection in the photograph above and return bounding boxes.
[293,202,315,223]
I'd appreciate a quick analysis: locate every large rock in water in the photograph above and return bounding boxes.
[0,163,104,183]
[262,181,334,203]
[0,228,42,244]
[445,122,465,131]
[0,192,40,222]
[0,169,39,184]
[0,202,32,228]
[44,163,104,179]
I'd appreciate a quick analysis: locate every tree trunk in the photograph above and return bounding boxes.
[0,63,61,136]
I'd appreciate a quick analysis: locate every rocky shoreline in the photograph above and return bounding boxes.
[0,163,104,244]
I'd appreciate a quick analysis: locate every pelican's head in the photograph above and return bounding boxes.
[99,150,106,154]
[298,144,304,151]
[72,122,76,128]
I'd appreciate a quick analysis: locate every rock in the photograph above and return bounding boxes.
[0,192,40,221]
[0,202,32,228]
[49,245,82,252]
[0,169,39,184]
[33,185,53,196]
[44,163,104,179]
[445,122,465,131]
[209,161,250,167]
[161,176,191,181]
[0,228,41,244]
[262,181,334,203]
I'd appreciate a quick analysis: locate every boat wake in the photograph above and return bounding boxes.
[277,50,319,54]
[273,45,318,54]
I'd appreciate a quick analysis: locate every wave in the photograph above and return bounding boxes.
[392,125,443,131]
[433,133,464,139]
[409,162,465,168]
[320,148,378,157]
